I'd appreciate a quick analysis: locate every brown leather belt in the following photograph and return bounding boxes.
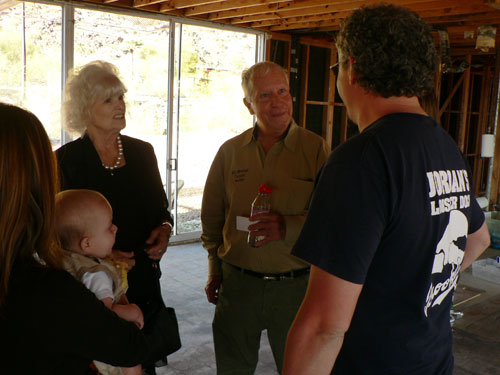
[227,263,310,281]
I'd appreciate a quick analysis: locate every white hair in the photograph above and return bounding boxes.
[62,61,127,136]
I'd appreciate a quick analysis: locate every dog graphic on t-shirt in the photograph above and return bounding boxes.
[425,209,468,316]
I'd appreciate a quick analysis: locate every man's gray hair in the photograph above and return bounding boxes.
[241,61,289,102]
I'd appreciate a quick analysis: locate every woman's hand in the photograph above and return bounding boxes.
[112,250,136,271]
[145,223,171,260]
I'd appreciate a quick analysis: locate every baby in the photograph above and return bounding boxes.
[55,189,144,375]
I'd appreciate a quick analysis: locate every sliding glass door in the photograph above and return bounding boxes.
[0,1,263,242]
[0,2,62,148]
[171,23,259,241]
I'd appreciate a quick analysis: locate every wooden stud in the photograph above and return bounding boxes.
[488,48,500,207]
[299,45,310,128]
[324,47,336,150]
[439,74,465,119]
[477,66,494,195]
[457,54,472,152]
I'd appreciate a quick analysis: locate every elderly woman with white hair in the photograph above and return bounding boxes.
[56,60,174,375]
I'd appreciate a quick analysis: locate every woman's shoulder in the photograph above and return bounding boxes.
[121,135,155,157]
[57,135,86,149]
[13,263,80,292]
[55,136,88,160]
[121,135,151,147]
[6,263,90,315]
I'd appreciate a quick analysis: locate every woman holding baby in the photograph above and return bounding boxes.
[56,61,175,375]
[0,103,149,373]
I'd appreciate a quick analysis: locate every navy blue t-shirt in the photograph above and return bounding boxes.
[292,113,485,375]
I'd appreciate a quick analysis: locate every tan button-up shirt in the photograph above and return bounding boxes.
[201,121,329,275]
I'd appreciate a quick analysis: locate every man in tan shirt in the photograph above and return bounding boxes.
[201,61,329,374]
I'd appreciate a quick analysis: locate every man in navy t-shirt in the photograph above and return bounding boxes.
[283,4,491,375]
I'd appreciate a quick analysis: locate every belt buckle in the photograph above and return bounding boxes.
[279,274,293,281]
[263,275,277,281]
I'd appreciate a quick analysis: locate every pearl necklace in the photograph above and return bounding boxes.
[102,135,123,176]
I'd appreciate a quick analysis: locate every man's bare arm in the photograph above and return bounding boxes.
[283,266,363,374]
[461,222,491,271]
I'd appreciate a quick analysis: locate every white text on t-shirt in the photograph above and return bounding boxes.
[426,169,471,216]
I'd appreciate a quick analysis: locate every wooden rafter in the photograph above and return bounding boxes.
[188,0,458,19]
[184,0,291,17]
[212,0,453,23]
[425,12,500,26]
[233,0,469,28]
[487,0,500,10]
[134,0,223,9]
[266,15,346,31]
[418,3,494,19]
[247,12,343,29]
[133,0,166,7]
[36,0,500,46]
[209,0,362,22]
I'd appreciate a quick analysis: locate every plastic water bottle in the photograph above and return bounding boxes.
[247,183,273,247]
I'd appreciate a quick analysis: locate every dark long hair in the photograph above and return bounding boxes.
[0,103,62,305]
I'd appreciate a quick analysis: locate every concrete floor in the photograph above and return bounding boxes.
[452,248,500,375]
[157,241,277,375]
[158,242,500,374]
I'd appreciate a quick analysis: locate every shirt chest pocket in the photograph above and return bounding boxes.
[275,178,314,215]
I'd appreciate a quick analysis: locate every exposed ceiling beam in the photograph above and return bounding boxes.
[133,0,166,7]
[227,2,365,25]
[425,12,500,27]
[32,0,500,51]
[101,0,138,7]
[245,12,345,28]
[451,47,497,55]
[487,0,500,10]
[208,0,359,21]
[229,0,468,26]
[134,0,223,9]
[172,0,225,8]
[0,0,17,11]
[207,0,439,21]
[184,0,292,17]
[265,16,345,31]
[417,3,494,19]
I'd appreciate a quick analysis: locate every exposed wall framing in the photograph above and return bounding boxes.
[439,55,496,197]
[266,32,500,203]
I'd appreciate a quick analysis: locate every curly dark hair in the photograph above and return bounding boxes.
[336,4,437,98]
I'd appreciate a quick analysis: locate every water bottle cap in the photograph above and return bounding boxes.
[258,183,273,194]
